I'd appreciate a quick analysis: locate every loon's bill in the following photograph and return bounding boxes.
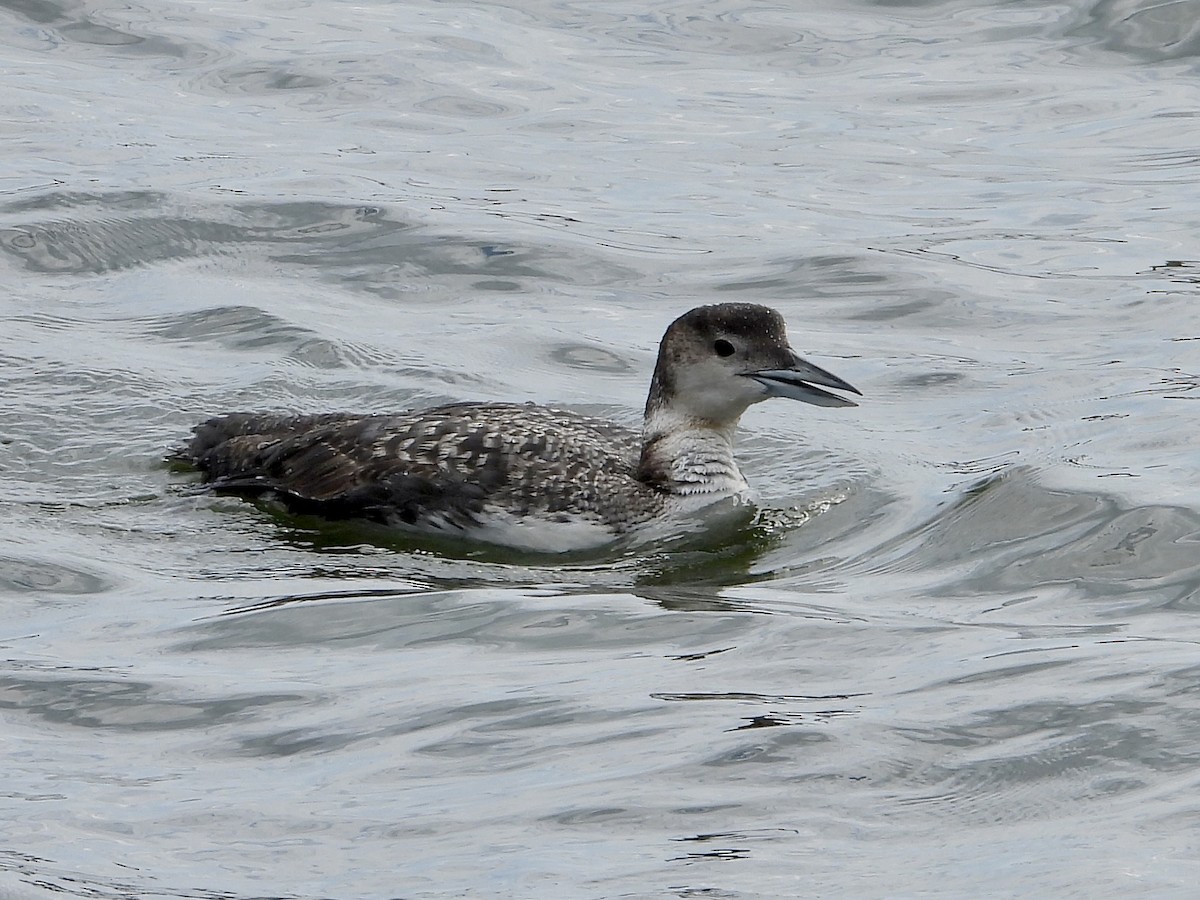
[745,353,861,408]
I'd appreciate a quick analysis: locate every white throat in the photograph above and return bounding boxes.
[638,407,750,497]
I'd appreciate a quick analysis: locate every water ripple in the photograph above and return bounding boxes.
[0,555,109,595]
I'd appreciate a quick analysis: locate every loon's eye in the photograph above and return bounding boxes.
[713,339,735,358]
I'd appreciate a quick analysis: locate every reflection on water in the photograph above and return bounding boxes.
[0,200,398,273]
[2,0,1200,896]
[1063,0,1200,62]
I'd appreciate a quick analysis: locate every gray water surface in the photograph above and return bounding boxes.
[2,0,1199,896]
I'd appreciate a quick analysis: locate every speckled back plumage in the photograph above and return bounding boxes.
[187,402,667,534]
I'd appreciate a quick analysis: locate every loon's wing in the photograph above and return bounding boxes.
[183,408,503,527]
[181,403,643,530]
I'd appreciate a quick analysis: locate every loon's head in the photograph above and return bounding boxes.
[644,303,860,425]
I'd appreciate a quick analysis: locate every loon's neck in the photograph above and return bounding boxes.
[635,407,749,497]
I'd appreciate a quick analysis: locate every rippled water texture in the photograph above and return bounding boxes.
[2,0,1199,896]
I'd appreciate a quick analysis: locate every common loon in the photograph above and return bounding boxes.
[180,303,860,551]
